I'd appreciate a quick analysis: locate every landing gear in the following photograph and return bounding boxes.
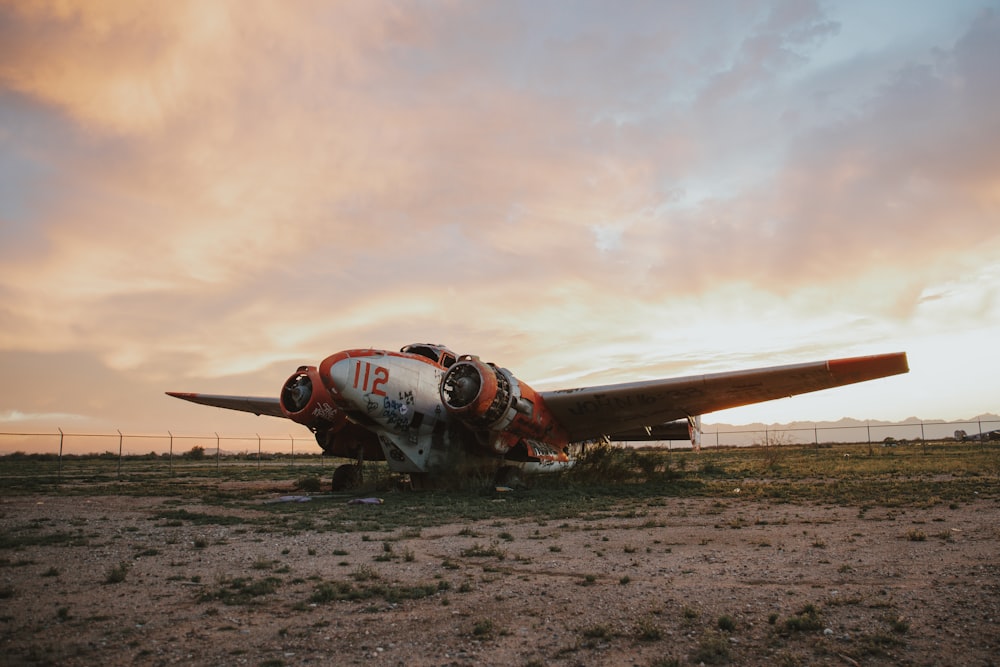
[332,446,368,492]
[331,464,361,491]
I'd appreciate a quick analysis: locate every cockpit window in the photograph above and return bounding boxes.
[401,344,437,361]
[400,343,458,368]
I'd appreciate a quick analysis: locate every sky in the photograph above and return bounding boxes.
[1,0,999,450]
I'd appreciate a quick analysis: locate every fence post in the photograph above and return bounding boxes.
[289,435,295,469]
[257,434,261,470]
[168,431,174,475]
[58,428,64,481]
[216,432,220,471]
[117,429,123,480]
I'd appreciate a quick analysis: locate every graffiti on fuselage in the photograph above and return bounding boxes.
[383,396,411,430]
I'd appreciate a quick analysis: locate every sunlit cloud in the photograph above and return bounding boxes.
[0,410,95,424]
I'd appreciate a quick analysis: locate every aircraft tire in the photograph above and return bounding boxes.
[331,464,360,491]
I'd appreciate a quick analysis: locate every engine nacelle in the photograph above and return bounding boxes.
[279,365,346,431]
[440,355,568,452]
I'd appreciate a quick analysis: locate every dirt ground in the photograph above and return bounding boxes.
[1,487,998,666]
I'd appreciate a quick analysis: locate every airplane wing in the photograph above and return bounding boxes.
[540,353,909,442]
[165,392,285,418]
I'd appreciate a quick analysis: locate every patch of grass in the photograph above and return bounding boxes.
[690,630,730,664]
[471,619,494,637]
[0,530,87,550]
[198,576,282,605]
[635,618,663,641]
[461,541,506,560]
[783,603,823,633]
[151,509,248,526]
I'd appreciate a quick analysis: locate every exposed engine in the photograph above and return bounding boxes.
[279,365,382,461]
[440,355,568,452]
[279,366,341,424]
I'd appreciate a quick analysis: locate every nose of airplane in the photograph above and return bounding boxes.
[319,350,354,398]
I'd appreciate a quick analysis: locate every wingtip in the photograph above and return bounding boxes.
[828,352,909,382]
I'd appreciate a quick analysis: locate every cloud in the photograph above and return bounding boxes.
[0,2,998,429]
[0,410,95,424]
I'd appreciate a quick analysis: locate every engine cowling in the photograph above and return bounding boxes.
[279,365,346,430]
[440,355,569,450]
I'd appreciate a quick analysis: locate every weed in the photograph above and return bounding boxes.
[906,528,927,541]
[294,475,322,492]
[650,659,682,667]
[461,541,506,560]
[783,604,823,633]
[888,615,910,634]
[717,615,736,632]
[104,562,129,584]
[198,576,281,605]
[635,618,663,641]
[471,619,494,637]
[690,630,731,664]
[582,624,613,639]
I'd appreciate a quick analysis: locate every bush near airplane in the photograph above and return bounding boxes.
[168,344,908,489]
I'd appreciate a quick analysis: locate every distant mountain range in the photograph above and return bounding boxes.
[699,414,1000,446]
